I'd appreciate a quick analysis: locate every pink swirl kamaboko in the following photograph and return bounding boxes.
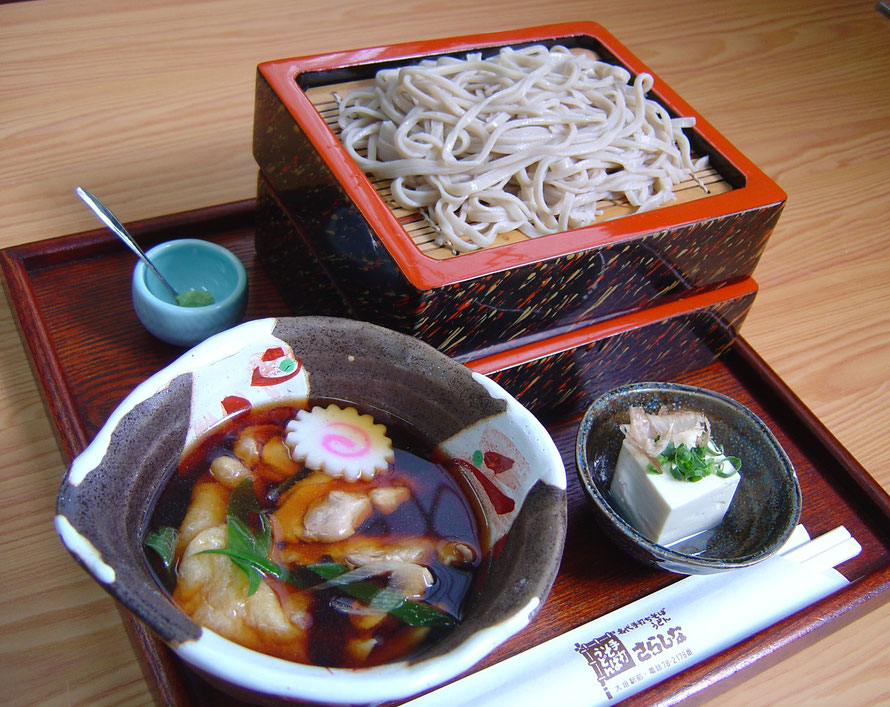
[284,404,395,481]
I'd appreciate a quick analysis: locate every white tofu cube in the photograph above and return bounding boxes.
[609,439,740,546]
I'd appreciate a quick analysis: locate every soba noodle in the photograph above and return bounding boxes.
[337,45,708,253]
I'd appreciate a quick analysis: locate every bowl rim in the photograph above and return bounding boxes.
[574,381,802,572]
[132,238,248,313]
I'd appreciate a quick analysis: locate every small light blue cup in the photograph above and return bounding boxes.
[131,239,248,347]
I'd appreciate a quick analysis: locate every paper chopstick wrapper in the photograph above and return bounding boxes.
[408,526,859,706]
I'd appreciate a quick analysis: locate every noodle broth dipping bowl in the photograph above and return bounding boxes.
[55,316,568,705]
[252,22,786,361]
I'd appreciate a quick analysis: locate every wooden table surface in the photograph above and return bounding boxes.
[1,0,888,704]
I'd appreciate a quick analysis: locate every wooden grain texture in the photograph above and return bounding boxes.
[1,0,888,705]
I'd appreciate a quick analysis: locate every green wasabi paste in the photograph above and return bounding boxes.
[176,289,214,307]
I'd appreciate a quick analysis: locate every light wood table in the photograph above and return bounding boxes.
[1,1,888,704]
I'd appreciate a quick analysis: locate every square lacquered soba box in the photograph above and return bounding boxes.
[252,22,785,357]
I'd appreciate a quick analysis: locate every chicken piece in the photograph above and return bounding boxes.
[271,471,337,544]
[175,481,228,556]
[368,486,410,514]
[259,436,300,482]
[275,534,435,569]
[209,454,252,489]
[438,540,477,566]
[388,562,434,599]
[232,424,281,468]
[342,536,434,568]
[301,490,372,542]
[173,525,310,662]
[328,560,432,608]
[233,428,262,467]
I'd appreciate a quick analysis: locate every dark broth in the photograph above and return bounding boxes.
[146,400,483,668]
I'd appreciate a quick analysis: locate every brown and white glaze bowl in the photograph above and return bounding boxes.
[55,316,567,704]
[575,382,800,574]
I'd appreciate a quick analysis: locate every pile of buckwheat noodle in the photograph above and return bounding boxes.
[337,44,707,253]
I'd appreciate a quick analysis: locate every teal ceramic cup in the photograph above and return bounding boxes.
[131,239,248,347]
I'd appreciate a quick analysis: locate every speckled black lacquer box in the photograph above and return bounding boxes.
[464,277,758,422]
[252,22,783,358]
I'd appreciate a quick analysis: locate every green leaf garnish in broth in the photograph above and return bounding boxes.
[199,478,455,626]
[144,525,177,570]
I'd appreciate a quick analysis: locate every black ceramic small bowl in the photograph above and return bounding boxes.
[575,382,801,574]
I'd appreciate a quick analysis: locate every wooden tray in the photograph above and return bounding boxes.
[3,200,889,706]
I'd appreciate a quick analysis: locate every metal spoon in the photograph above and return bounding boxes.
[75,186,180,302]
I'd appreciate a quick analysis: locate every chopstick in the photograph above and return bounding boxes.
[406,525,860,706]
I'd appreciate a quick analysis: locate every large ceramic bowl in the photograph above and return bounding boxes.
[55,316,567,704]
[575,382,800,574]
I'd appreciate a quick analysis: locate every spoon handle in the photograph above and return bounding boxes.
[75,186,180,301]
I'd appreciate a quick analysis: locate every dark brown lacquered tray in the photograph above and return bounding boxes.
[3,200,889,706]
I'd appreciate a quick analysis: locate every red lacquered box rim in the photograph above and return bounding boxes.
[257,22,787,290]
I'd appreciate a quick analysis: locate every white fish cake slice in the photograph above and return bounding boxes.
[284,404,394,481]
